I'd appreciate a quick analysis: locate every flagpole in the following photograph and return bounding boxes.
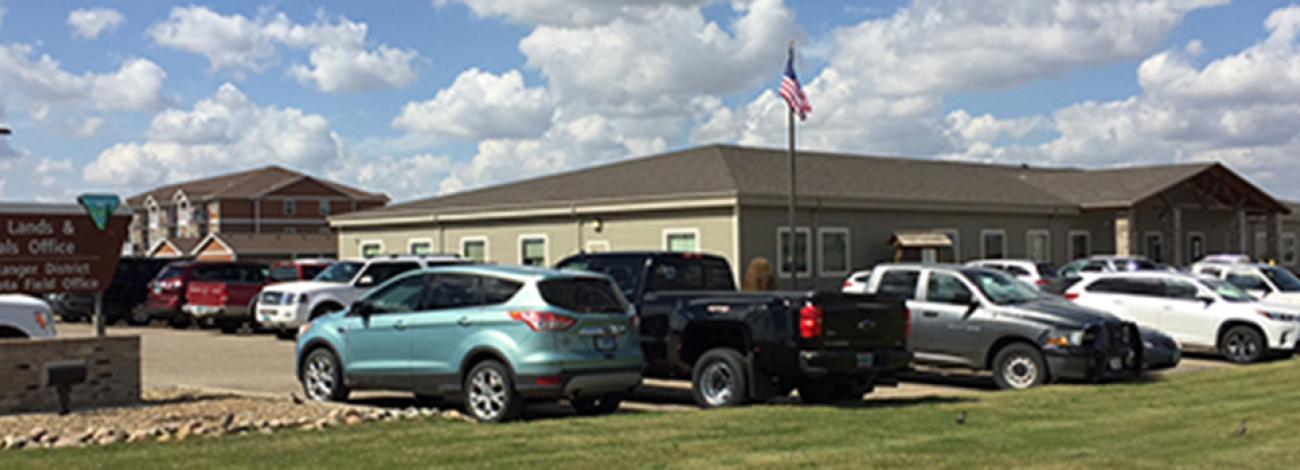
[786,41,798,291]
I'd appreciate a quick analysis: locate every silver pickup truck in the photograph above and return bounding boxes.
[858,263,1155,389]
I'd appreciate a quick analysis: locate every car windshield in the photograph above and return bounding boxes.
[155,265,189,280]
[961,269,1041,305]
[1261,267,1300,292]
[314,262,363,283]
[1200,279,1254,302]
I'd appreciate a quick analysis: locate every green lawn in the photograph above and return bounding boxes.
[8,360,1300,469]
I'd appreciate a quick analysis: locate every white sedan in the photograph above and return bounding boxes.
[0,294,57,339]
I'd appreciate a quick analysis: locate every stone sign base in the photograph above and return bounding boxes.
[0,336,140,414]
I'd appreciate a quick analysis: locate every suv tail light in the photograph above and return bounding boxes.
[1063,292,1080,301]
[510,311,577,332]
[1035,279,1050,287]
[799,304,823,339]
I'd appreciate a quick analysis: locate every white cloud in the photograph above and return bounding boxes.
[519,0,797,112]
[393,68,553,140]
[1027,5,1300,196]
[84,83,345,188]
[436,0,710,27]
[68,8,126,39]
[329,153,453,201]
[149,6,418,92]
[0,151,78,202]
[0,43,168,125]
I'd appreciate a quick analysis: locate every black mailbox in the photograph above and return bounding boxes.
[44,360,88,415]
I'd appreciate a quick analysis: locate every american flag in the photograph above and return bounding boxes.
[780,51,811,121]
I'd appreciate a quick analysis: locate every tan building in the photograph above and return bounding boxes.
[330,145,1294,289]
[126,165,388,259]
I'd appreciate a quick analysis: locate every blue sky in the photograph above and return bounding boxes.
[2,0,1300,203]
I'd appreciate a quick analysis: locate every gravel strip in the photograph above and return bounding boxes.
[0,387,469,451]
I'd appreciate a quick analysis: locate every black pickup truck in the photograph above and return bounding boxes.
[556,251,911,407]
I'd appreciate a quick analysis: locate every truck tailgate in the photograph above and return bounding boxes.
[806,292,908,350]
[185,281,226,307]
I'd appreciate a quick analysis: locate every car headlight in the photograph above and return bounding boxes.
[1258,310,1299,322]
[1046,330,1086,348]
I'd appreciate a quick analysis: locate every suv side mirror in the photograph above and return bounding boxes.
[963,298,981,319]
[1197,295,1215,307]
[351,300,373,318]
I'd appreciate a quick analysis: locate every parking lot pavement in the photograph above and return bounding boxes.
[58,322,1236,414]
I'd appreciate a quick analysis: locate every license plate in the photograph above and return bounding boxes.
[1109,357,1124,371]
[594,336,617,351]
[856,353,874,368]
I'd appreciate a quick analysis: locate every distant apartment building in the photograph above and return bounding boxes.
[126,166,388,260]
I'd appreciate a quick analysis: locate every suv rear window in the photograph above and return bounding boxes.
[270,265,300,281]
[539,278,627,314]
[155,264,190,280]
[1035,263,1057,278]
[877,270,920,299]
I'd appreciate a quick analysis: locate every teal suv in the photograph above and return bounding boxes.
[295,265,644,422]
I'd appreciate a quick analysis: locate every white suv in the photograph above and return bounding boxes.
[1190,262,1300,308]
[1064,272,1300,363]
[0,294,57,339]
[966,259,1057,289]
[256,255,467,338]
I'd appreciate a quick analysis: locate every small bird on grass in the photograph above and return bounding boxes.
[291,393,305,405]
[955,411,967,425]
[1235,419,1248,438]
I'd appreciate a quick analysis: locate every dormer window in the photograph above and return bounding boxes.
[284,199,296,215]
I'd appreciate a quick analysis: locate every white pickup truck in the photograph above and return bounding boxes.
[0,294,57,339]
[255,255,466,338]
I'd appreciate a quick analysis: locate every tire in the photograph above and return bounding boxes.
[1220,325,1265,364]
[798,379,868,405]
[570,393,624,416]
[168,314,192,329]
[218,320,240,334]
[311,303,343,320]
[126,306,151,326]
[691,348,749,408]
[301,348,350,402]
[463,360,523,423]
[992,343,1048,390]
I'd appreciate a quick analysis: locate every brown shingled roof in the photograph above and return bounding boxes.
[332,144,1285,222]
[197,233,337,257]
[127,166,387,207]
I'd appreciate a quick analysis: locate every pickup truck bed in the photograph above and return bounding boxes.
[557,252,911,406]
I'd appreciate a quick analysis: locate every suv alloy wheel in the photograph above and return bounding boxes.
[1220,326,1264,364]
[464,360,522,423]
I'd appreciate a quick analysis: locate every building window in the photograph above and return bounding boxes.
[320,200,332,215]
[284,199,296,216]
[981,229,1006,259]
[819,228,850,276]
[1069,231,1090,261]
[284,227,297,234]
[462,238,487,262]
[1026,230,1050,263]
[1188,232,1206,262]
[664,229,699,252]
[1254,231,1269,259]
[409,239,433,255]
[935,229,960,263]
[1283,233,1297,266]
[777,227,812,278]
[360,241,383,258]
[1144,232,1163,262]
[520,236,547,266]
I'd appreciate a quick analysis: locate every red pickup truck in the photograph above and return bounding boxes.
[182,263,271,334]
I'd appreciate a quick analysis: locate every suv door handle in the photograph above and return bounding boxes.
[457,316,472,327]
[921,311,938,318]
[394,320,407,331]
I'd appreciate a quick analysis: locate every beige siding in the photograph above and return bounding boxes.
[337,207,738,275]
[740,206,1115,290]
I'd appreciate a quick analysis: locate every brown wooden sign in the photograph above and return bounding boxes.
[0,203,130,294]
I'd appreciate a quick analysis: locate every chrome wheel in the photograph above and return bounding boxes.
[304,353,337,401]
[468,368,509,421]
[699,361,737,407]
[1002,355,1039,389]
